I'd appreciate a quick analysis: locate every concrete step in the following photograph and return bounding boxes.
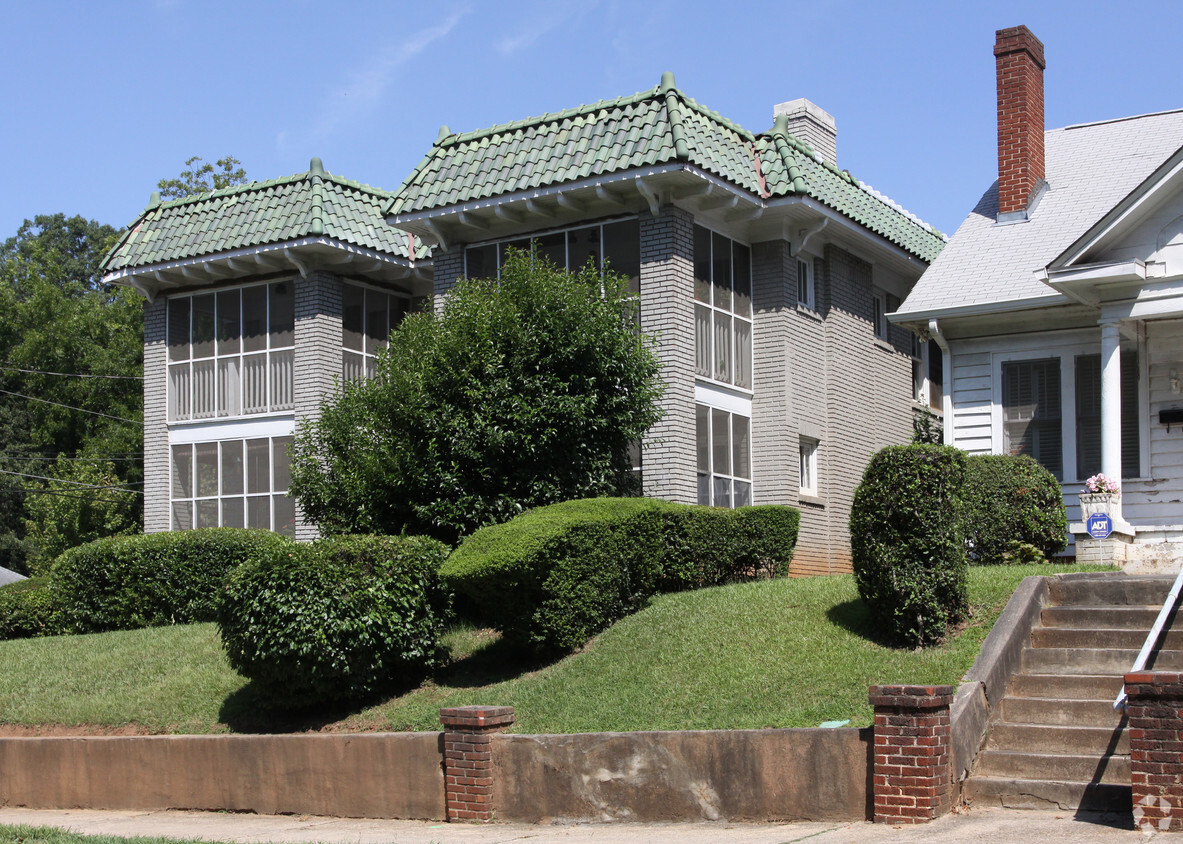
[986,722,1129,755]
[1048,575,1173,608]
[964,776,1132,812]
[999,696,1124,728]
[1021,647,1183,674]
[1007,672,1123,700]
[1031,626,1183,650]
[974,749,1129,784]
[1040,605,1160,629]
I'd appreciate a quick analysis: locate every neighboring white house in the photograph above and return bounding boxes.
[894,25,1183,566]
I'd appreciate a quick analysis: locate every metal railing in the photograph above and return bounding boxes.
[1114,565,1183,712]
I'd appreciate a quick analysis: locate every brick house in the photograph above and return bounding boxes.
[102,74,944,573]
[894,26,1183,567]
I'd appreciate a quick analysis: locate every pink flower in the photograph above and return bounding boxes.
[1084,473,1120,496]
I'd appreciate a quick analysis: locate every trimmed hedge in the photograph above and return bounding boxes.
[217,534,451,707]
[0,577,64,640]
[962,454,1067,564]
[52,529,293,633]
[442,498,799,654]
[850,445,968,647]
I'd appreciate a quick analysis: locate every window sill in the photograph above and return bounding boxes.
[796,305,821,321]
[798,493,825,507]
[873,338,895,354]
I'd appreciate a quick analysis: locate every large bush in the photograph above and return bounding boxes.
[217,534,451,707]
[289,248,664,544]
[442,498,799,654]
[0,577,64,640]
[962,454,1067,564]
[52,528,291,633]
[850,445,968,647]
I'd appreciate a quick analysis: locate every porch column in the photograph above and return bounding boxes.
[1100,319,1123,508]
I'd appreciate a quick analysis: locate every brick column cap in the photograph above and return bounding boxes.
[440,705,515,729]
[1125,671,1183,698]
[869,685,954,709]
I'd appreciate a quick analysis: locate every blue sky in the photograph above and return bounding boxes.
[3,1,1181,243]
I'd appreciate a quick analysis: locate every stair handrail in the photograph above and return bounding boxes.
[1114,567,1183,712]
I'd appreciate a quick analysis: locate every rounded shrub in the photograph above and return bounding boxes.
[962,454,1067,564]
[51,529,292,633]
[217,534,451,707]
[0,577,64,640]
[850,445,968,647]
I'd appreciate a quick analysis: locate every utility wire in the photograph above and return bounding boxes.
[0,363,142,380]
[4,487,140,505]
[0,454,141,462]
[0,389,140,425]
[0,468,144,493]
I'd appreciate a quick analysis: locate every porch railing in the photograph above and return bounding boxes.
[1114,565,1183,712]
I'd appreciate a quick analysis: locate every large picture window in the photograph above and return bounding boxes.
[696,404,751,508]
[694,225,752,390]
[167,283,294,422]
[171,436,295,535]
[342,283,413,380]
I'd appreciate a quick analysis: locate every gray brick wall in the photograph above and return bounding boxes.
[751,240,792,505]
[433,248,466,310]
[143,297,169,533]
[640,207,697,504]
[293,272,343,541]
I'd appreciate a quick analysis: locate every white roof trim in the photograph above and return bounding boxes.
[889,292,1071,325]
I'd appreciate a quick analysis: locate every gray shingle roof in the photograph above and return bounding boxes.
[898,109,1183,317]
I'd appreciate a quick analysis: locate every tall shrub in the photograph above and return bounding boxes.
[962,454,1067,564]
[850,445,968,647]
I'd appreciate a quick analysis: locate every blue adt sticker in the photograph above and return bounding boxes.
[1086,512,1113,539]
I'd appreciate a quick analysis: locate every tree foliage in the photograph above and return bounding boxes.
[290,249,664,544]
[0,214,143,572]
[156,156,248,200]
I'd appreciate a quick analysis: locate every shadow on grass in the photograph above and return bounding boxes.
[218,673,428,733]
[826,598,896,647]
[431,634,554,690]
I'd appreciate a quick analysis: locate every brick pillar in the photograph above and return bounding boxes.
[869,684,954,823]
[1126,671,1183,832]
[439,705,514,822]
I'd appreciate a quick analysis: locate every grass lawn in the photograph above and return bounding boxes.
[0,563,1109,734]
[0,827,217,844]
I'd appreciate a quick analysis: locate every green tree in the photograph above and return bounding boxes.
[0,214,143,571]
[156,156,248,199]
[290,249,664,544]
[23,457,139,567]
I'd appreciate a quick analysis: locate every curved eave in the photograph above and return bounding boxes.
[103,236,429,302]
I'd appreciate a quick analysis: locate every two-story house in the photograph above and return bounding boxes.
[102,74,945,573]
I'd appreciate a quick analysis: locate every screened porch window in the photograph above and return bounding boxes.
[696,404,751,508]
[342,283,412,381]
[693,225,752,390]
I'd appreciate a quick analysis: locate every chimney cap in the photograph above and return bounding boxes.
[994,25,1045,69]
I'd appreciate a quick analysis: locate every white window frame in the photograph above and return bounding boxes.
[342,281,414,381]
[166,280,295,423]
[799,437,818,496]
[797,256,815,311]
[695,385,753,509]
[693,224,754,392]
[872,287,888,341]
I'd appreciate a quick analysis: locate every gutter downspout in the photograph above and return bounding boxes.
[929,318,953,446]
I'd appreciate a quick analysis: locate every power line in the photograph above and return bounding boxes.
[0,389,140,425]
[0,454,142,463]
[0,363,142,380]
[0,468,143,494]
[4,487,141,506]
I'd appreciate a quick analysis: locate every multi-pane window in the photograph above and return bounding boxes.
[799,437,818,495]
[1002,358,1063,479]
[911,336,944,412]
[171,437,295,535]
[1074,351,1140,479]
[167,283,294,421]
[464,220,640,294]
[342,284,413,380]
[696,404,751,508]
[797,257,815,310]
[694,226,752,389]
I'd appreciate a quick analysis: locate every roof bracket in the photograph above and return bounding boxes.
[525,199,547,217]
[635,177,662,216]
[596,185,625,207]
[556,192,585,213]
[494,205,523,224]
[458,211,489,231]
[423,219,451,253]
[283,247,312,278]
[790,217,828,257]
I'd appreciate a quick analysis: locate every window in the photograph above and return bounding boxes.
[799,437,818,496]
[1074,351,1141,479]
[696,404,751,507]
[342,283,413,380]
[171,436,295,535]
[167,283,294,422]
[911,336,944,412]
[693,226,752,389]
[1002,358,1062,479]
[464,220,641,294]
[797,257,815,310]
[872,288,888,341]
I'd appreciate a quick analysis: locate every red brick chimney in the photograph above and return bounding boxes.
[994,26,1046,218]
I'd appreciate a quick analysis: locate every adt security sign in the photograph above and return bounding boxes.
[1086,512,1113,539]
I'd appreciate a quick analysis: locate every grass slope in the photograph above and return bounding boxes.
[0,564,1107,734]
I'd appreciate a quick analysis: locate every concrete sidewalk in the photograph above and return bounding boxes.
[0,806,1159,843]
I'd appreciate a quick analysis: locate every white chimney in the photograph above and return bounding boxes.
[773,98,837,166]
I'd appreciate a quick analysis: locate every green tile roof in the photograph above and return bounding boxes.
[102,159,424,274]
[387,73,945,262]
